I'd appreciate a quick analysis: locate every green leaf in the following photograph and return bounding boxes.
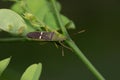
[0,57,11,76]
[21,63,42,80]
[44,12,75,30]
[0,9,35,36]
[11,0,76,30]
[64,20,76,29]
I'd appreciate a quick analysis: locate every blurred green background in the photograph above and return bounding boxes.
[0,0,120,80]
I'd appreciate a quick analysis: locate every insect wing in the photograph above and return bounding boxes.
[27,32,41,39]
[27,32,54,41]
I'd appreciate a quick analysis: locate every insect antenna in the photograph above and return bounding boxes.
[73,29,86,35]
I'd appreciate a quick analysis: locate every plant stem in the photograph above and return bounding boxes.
[51,0,105,80]
[66,39,105,80]
[51,0,69,38]
[0,38,26,42]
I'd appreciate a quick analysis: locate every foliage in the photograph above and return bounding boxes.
[0,58,42,80]
[0,0,74,79]
[0,9,35,36]
[11,0,75,31]
[0,0,105,80]
[0,57,11,76]
[21,63,42,80]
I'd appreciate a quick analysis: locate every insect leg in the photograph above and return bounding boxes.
[54,42,59,48]
[58,41,73,51]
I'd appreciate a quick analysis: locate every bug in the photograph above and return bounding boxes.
[27,31,66,41]
[27,31,71,56]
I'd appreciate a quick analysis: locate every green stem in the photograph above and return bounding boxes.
[66,39,105,80]
[51,0,105,80]
[51,0,69,38]
[0,38,26,42]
